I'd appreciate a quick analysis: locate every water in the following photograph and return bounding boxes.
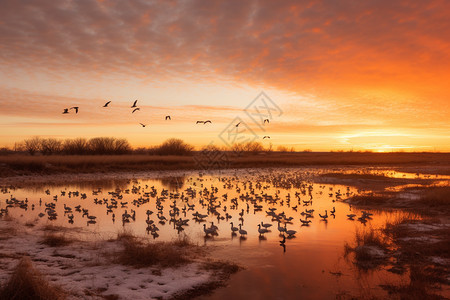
[1,168,442,299]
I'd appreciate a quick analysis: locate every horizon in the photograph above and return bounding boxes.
[1,1,449,152]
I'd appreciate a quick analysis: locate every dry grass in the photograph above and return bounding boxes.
[418,186,450,207]
[1,152,449,177]
[381,266,446,300]
[113,233,194,268]
[0,257,65,299]
[40,233,73,247]
[344,227,390,269]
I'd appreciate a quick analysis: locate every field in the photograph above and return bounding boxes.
[1,152,449,177]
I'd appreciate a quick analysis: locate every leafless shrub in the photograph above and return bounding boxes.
[41,138,62,155]
[40,233,72,247]
[154,138,194,156]
[23,137,42,155]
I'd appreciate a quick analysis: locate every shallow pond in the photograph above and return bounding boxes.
[1,168,443,299]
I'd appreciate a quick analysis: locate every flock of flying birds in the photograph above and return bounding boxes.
[62,100,271,139]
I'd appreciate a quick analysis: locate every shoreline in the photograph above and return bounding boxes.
[1,152,449,179]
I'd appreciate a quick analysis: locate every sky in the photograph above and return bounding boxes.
[1,0,449,152]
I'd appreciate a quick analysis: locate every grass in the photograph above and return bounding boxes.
[344,227,390,269]
[418,186,450,207]
[381,266,446,300]
[1,152,449,177]
[40,233,73,247]
[113,232,194,268]
[0,257,65,299]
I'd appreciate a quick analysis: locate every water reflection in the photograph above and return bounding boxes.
[1,168,446,299]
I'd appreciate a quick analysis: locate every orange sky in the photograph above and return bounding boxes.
[0,0,449,151]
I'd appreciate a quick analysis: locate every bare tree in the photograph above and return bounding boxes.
[243,141,264,153]
[63,138,88,155]
[155,138,194,156]
[24,137,41,155]
[41,138,62,155]
[114,138,131,154]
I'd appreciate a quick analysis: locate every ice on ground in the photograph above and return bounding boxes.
[0,219,221,299]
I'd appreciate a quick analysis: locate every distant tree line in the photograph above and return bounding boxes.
[17,137,131,155]
[1,137,297,156]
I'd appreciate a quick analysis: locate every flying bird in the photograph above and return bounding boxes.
[264,119,269,124]
[165,116,171,120]
[70,107,79,113]
[263,136,270,139]
[131,100,138,108]
[196,121,204,124]
[204,120,212,124]
[139,123,147,127]
[236,122,241,127]
[103,101,111,107]
[62,108,69,114]
[132,108,140,113]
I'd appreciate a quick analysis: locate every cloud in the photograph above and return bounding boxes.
[1,0,449,149]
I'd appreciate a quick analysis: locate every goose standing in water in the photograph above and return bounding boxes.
[238,224,247,236]
[319,210,328,221]
[230,222,239,234]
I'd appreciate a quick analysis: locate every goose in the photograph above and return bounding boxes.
[330,207,336,214]
[203,224,215,236]
[165,115,171,120]
[264,119,269,124]
[261,221,272,229]
[319,210,328,220]
[300,219,311,226]
[347,214,356,219]
[209,222,218,231]
[70,106,79,113]
[132,108,140,113]
[131,100,138,108]
[263,136,270,139]
[230,222,239,233]
[285,228,297,238]
[62,108,69,114]
[277,222,286,234]
[139,123,147,127]
[257,224,268,236]
[238,224,247,236]
[103,101,111,107]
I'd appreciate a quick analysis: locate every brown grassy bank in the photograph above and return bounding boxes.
[1,152,449,177]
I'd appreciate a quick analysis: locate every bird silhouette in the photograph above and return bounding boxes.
[139,123,146,127]
[131,100,138,108]
[62,108,69,114]
[236,122,241,127]
[204,120,212,124]
[264,119,269,124]
[132,108,140,113]
[165,116,171,120]
[103,101,111,107]
[196,121,204,124]
[263,136,270,139]
[70,107,79,113]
